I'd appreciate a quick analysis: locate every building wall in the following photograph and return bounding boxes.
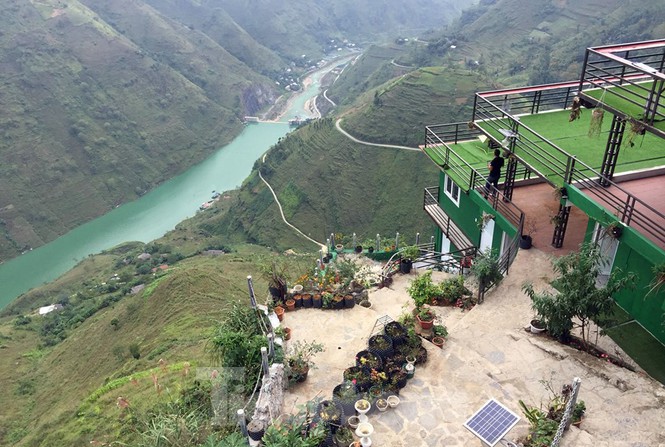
[436,173,518,254]
[571,185,665,343]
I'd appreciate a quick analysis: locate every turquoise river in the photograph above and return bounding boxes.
[0,56,353,310]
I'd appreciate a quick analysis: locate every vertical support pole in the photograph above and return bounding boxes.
[319,250,324,266]
[267,334,274,359]
[430,235,435,247]
[376,234,381,252]
[260,347,269,376]
[415,232,420,246]
[326,238,330,252]
[237,409,248,437]
[330,233,335,248]
[247,276,257,309]
[395,232,400,250]
[353,233,357,247]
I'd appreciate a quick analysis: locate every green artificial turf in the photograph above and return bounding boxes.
[584,82,665,134]
[470,109,665,186]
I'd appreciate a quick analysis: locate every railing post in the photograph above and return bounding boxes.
[395,232,400,250]
[267,333,274,358]
[376,234,381,252]
[352,233,357,248]
[247,276,257,309]
[330,233,335,248]
[416,232,420,245]
[260,347,269,376]
[237,409,248,438]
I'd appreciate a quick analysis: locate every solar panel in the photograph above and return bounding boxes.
[464,399,520,446]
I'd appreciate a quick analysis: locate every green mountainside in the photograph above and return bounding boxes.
[400,0,665,86]
[0,0,469,264]
[197,65,489,251]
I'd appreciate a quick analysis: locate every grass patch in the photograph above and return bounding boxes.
[605,321,665,385]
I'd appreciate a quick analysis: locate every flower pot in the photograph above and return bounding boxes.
[293,294,303,308]
[367,247,374,254]
[285,299,296,311]
[303,293,314,308]
[416,312,434,330]
[355,245,363,254]
[530,319,546,334]
[335,244,344,253]
[431,336,445,348]
[400,258,413,274]
[332,295,345,309]
[311,294,322,309]
[347,415,360,429]
[293,284,304,294]
[376,398,388,412]
[344,294,355,309]
[519,234,532,249]
[288,363,309,383]
[274,306,285,321]
[387,395,400,408]
[359,300,372,309]
[283,327,292,340]
[368,334,394,360]
[247,419,266,441]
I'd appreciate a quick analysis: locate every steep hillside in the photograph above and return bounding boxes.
[196,118,438,252]
[403,0,665,86]
[196,64,490,251]
[341,66,489,147]
[0,0,473,264]
[0,244,278,446]
[0,0,278,262]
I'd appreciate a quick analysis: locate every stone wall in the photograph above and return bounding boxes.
[252,363,285,424]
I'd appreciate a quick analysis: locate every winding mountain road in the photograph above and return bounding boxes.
[334,119,420,151]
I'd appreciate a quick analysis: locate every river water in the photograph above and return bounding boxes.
[0,57,350,309]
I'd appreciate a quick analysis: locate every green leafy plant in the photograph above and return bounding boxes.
[285,340,324,384]
[400,245,420,261]
[432,324,448,338]
[523,243,634,347]
[470,250,503,287]
[407,271,437,310]
[646,263,665,296]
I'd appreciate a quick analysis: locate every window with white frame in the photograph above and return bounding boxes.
[444,175,460,206]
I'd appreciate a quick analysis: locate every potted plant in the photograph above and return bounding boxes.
[529,319,546,334]
[375,398,388,412]
[399,245,420,274]
[470,250,503,289]
[275,325,291,340]
[606,221,623,239]
[285,340,324,384]
[259,258,289,302]
[520,218,537,250]
[334,426,354,446]
[460,254,473,275]
[572,401,586,426]
[415,307,435,330]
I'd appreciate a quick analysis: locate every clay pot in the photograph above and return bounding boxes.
[274,306,285,321]
[285,299,296,311]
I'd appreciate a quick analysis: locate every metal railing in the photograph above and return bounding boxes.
[579,40,665,126]
[423,187,475,250]
[472,88,665,247]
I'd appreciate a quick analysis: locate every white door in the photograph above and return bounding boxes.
[593,222,619,286]
[439,234,456,272]
[440,234,451,254]
[480,218,494,254]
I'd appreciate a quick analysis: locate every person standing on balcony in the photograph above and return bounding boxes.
[485,149,504,195]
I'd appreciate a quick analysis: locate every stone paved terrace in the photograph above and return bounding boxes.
[280,249,665,447]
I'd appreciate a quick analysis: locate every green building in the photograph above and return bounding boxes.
[420,40,665,372]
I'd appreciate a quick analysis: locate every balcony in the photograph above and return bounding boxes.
[423,187,474,251]
[578,39,665,138]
